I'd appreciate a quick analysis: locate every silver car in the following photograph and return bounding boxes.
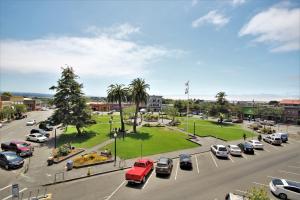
[155,157,173,175]
[248,140,264,149]
[263,135,282,145]
[227,145,242,156]
[270,178,300,200]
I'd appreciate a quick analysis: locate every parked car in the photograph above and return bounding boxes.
[26,133,48,143]
[15,113,27,120]
[39,121,53,131]
[125,159,154,184]
[26,120,36,126]
[1,141,33,157]
[155,157,173,175]
[237,142,254,154]
[30,129,50,137]
[0,123,2,128]
[269,178,300,200]
[248,140,264,150]
[263,134,282,145]
[211,145,229,158]
[227,145,242,156]
[179,154,192,169]
[232,118,243,123]
[276,132,288,143]
[0,151,24,170]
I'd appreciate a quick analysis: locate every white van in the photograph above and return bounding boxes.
[276,132,288,142]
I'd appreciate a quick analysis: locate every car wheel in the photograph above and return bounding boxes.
[5,164,9,170]
[278,193,287,200]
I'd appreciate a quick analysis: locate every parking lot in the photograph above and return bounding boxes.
[29,137,299,200]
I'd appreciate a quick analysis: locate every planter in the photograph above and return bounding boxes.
[52,148,85,164]
[72,151,113,168]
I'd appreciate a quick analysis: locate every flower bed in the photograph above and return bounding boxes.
[72,151,113,168]
[51,143,85,164]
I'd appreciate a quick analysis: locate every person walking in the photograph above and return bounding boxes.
[243,133,247,141]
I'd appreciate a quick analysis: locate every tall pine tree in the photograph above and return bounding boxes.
[50,67,91,134]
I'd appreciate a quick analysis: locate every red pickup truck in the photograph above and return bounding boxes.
[1,141,33,157]
[125,159,154,184]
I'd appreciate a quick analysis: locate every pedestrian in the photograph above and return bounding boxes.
[243,133,246,141]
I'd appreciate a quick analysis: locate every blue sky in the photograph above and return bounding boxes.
[0,0,299,100]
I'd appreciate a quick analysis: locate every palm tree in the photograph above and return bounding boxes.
[215,92,227,105]
[129,78,150,133]
[107,84,128,132]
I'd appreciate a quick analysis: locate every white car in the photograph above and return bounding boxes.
[225,193,248,200]
[248,140,264,150]
[26,133,48,142]
[227,145,242,156]
[211,145,229,158]
[270,178,300,200]
[26,120,36,126]
[0,123,2,128]
[263,135,282,145]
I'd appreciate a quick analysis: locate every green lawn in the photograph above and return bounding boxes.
[178,118,255,141]
[101,126,198,159]
[57,114,125,148]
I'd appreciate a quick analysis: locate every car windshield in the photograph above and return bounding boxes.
[180,154,190,159]
[17,143,27,148]
[134,162,145,167]
[5,154,19,160]
[272,179,283,186]
[232,147,240,150]
[157,163,167,167]
[36,135,44,138]
[219,147,227,151]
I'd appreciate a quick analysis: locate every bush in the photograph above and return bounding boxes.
[247,187,270,200]
[57,143,72,157]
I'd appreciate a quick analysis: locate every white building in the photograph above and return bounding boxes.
[147,95,162,112]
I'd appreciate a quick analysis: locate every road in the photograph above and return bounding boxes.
[23,139,299,200]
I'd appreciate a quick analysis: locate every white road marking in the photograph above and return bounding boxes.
[264,148,270,152]
[252,182,268,187]
[175,160,179,180]
[255,151,260,155]
[266,143,278,150]
[228,155,234,163]
[142,171,154,190]
[288,165,300,169]
[210,152,218,168]
[0,185,11,192]
[105,180,126,200]
[235,189,248,194]
[279,170,300,176]
[195,155,200,174]
[242,154,248,159]
[2,188,27,200]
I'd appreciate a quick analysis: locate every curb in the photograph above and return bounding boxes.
[41,149,211,186]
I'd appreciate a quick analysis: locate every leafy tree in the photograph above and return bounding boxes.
[0,106,14,120]
[215,91,227,105]
[123,105,135,120]
[107,84,128,132]
[247,187,270,200]
[14,104,27,118]
[50,67,91,134]
[129,78,149,133]
[163,106,178,121]
[1,92,12,97]
[174,100,187,113]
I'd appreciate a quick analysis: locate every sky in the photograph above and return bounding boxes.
[0,0,299,101]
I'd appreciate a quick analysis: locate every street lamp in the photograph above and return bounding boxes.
[114,132,117,166]
[109,119,112,138]
[54,128,57,149]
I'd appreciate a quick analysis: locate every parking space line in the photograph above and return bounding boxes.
[264,148,270,152]
[175,160,179,180]
[105,180,126,200]
[235,189,247,194]
[0,185,11,192]
[228,155,234,163]
[252,182,268,187]
[195,155,199,174]
[142,171,154,189]
[210,152,218,168]
[265,143,278,150]
[255,151,260,155]
[242,154,248,159]
[2,188,27,200]
[288,165,300,169]
[279,170,300,176]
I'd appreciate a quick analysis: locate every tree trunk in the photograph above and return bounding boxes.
[133,102,139,133]
[119,98,125,132]
[76,125,82,135]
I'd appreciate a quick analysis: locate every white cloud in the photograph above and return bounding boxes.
[231,0,246,6]
[239,7,300,52]
[191,0,198,7]
[192,10,230,29]
[0,24,182,77]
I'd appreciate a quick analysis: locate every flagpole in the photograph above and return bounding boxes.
[185,81,189,132]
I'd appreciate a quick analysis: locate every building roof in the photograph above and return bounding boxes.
[280,99,300,105]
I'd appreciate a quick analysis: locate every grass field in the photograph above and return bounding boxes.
[57,114,124,148]
[101,126,198,159]
[178,117,255,141]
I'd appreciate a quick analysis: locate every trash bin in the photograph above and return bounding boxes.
[66,160,73,170]
[47,156,54,166]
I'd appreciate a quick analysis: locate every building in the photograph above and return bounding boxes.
[88,102,110,112]
[0,95,24,109]
[280,99,300,124]
[23,98,42,111]
[147,95,162,112]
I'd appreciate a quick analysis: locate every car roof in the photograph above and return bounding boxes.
[158,157,169,164]
[30,133,43,136]
[11,140,28,144]
[249,140,259,142]
[0,151,17,156]
[216,145,226,148]
[229,144,239,148]
[283,179,300,188]
[137,159,151,163]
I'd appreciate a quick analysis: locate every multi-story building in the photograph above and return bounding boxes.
[88,102,110,112]
[147,95,162,112]
[280,99,300,123]
[23,98,42,111]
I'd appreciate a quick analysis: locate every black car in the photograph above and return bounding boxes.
[179,154,192,169]
[156,157,173,175]
[0,151,24,170]
[237,142,254,154]
[30,129,50,137]
[39,121,53,131]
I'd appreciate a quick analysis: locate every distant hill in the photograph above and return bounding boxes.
[0,91,53,98]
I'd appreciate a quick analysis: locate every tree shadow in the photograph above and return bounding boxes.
[209,121,236,127]
[126,131,152,141]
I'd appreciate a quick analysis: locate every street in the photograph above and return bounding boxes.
[28,138,299,200]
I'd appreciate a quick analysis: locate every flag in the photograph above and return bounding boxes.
[185,81,189,94]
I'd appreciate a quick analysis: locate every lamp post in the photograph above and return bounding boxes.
[114,132,117,166]
[109,119,112,138]
[193,121,196,136]
[54,128,57,149]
